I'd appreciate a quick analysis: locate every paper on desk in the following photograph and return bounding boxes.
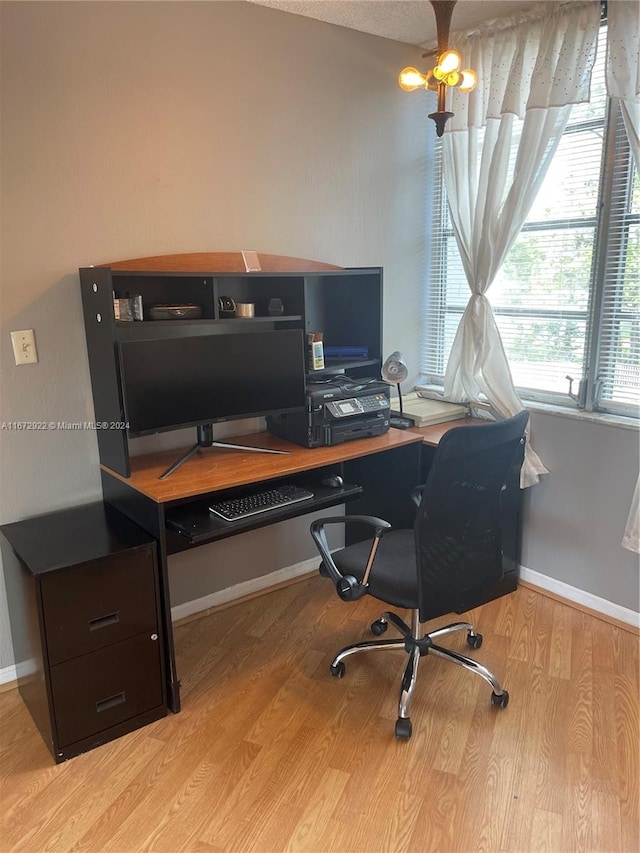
[391,392,469,427]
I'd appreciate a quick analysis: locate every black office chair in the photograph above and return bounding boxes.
[310,410,529,739]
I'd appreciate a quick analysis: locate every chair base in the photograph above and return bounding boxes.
[330,609,509,739]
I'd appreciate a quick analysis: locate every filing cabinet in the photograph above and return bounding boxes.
[1,502,167,763]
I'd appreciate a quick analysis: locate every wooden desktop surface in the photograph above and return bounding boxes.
[102,428,425,504]
[412,417,488,446]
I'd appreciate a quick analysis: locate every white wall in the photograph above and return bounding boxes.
[522,412,639,614]
[0,0,429,670]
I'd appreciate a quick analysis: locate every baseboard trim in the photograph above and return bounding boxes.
[519,565,640,634]
[171,557,320,628]
[0,664,18,691]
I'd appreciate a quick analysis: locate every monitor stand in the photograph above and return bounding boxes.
[159,424,289,480]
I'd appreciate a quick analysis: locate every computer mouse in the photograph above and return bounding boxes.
[320,474,344,489]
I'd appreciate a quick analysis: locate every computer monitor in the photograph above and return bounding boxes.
[118,329,306,437]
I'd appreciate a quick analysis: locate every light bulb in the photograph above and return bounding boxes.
[444,70,461,87]
[398,67,427,91]
[458,69,478,93]
[438,50,462,74]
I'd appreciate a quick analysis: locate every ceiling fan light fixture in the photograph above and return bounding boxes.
[399,1,477,135]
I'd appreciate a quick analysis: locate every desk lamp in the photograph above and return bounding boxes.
[382,352,413,429]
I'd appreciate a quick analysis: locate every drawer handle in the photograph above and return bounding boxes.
[96,692,126,713]
[89,611,120,631]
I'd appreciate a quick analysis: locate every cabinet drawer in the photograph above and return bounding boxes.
[50,631,164,748]
[41,546,158,665]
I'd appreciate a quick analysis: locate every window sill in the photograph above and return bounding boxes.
[414,384,638,431]
[524,401,639,431]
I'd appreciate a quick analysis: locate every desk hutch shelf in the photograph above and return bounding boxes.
[79,252,383,478]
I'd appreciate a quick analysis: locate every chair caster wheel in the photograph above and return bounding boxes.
[491,690,509,708]
[395,717,412,739]
[330,662,346,678]
[467,631,483,649]
[370,619,388,636]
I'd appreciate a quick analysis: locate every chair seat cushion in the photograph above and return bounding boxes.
[330,529,418,610]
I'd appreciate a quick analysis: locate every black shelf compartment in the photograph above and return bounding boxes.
[213,275,305,320]
[79,263,383,478]
[111,274,216,321]
[302,270,382,378]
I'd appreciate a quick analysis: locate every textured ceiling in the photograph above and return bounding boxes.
[249,1,539,49]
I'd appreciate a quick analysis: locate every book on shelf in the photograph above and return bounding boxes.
[391,392,469,427]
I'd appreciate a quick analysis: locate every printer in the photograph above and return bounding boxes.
[267,378,391,448]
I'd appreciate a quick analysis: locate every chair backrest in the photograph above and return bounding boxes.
[414,411,529,622]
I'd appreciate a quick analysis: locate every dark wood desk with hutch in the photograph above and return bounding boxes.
[1,254,523,762]
[81,253,521,716]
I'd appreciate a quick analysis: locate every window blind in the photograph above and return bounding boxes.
[591,104,640,415]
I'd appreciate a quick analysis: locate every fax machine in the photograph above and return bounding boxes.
[266,378,391,448]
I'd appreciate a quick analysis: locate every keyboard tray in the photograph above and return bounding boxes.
[165,480,363,549]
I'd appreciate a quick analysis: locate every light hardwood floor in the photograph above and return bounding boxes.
[1,578,638,853]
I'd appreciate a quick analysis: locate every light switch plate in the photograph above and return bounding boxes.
[11,329,38,365]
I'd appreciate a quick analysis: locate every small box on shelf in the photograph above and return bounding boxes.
[307,332,325,370]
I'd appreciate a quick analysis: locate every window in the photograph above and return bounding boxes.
[422,24,639,419]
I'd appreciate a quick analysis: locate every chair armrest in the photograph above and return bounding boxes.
[410,484,426,508]
[310,516,391,602]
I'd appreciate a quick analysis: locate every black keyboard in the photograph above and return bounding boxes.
[208,484,314,522]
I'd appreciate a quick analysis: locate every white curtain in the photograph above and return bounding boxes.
[442,1,600,487]
[622,479,639,554]
[606,0,640,167]
[607,0,640,554]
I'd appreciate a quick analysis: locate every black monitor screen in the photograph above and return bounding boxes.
[118,330,306,436]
